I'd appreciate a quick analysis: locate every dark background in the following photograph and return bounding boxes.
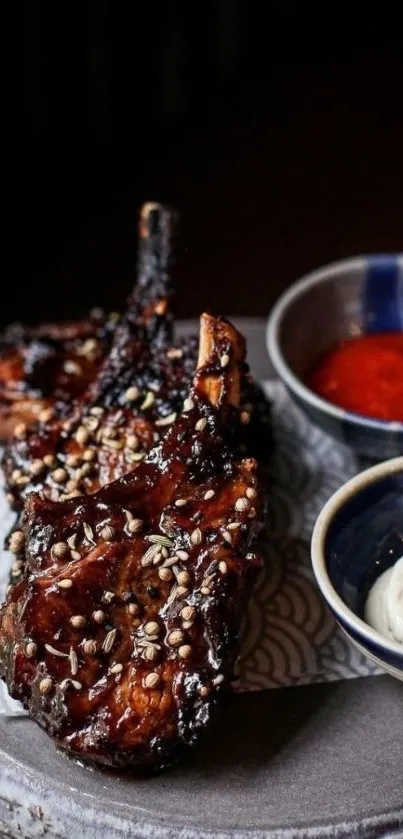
[6,3,403,326]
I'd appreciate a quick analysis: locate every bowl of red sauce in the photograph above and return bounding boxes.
[267,254,403,459]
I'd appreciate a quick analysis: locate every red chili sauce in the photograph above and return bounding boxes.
[306,333,403,422]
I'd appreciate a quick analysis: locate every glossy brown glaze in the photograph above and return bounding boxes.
[0,311,117,442]
[2,337,198,507]
[0,315,263,770]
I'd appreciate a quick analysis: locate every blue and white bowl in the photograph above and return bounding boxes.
[267,254,403,459]
[311,455,403,680]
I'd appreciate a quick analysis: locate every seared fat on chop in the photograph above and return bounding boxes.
[0,314,263,770]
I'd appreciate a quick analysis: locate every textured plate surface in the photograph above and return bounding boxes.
[1,320,403,839]
[2,673,403,838]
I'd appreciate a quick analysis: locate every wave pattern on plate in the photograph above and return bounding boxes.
[234,381,383,692]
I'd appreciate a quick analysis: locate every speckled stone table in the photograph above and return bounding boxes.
[1,320,403,839]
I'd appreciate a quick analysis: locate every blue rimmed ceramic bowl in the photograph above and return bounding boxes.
[267,254,403,459]
[311,455,403,680]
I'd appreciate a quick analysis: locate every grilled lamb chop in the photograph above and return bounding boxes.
[0,314,263,770]
[0,310,117,443]
[2,202,197,512]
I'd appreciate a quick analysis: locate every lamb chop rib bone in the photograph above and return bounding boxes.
[88,201,178,408]
[196,313,245,409]
[0,314,262,769]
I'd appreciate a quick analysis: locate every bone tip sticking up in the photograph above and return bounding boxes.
[195,313,246,409]
[139,202,176,241]
[139,202,160,237]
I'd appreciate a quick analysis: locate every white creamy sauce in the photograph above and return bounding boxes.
[365,556,403,642]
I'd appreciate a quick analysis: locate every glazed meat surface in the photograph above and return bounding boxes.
[0,314,263,769]
[0,310,117,443]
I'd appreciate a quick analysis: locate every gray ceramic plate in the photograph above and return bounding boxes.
[1,321,403,839]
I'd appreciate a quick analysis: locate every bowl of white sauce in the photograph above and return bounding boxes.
[311,456,403,680]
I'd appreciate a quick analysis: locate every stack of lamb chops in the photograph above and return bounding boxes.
[0,203,270,770]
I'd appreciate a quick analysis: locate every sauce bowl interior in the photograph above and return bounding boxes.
[275,266,364,381]
[325,471,403,618]
[311,457,403,670]
[271,254,403,384]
